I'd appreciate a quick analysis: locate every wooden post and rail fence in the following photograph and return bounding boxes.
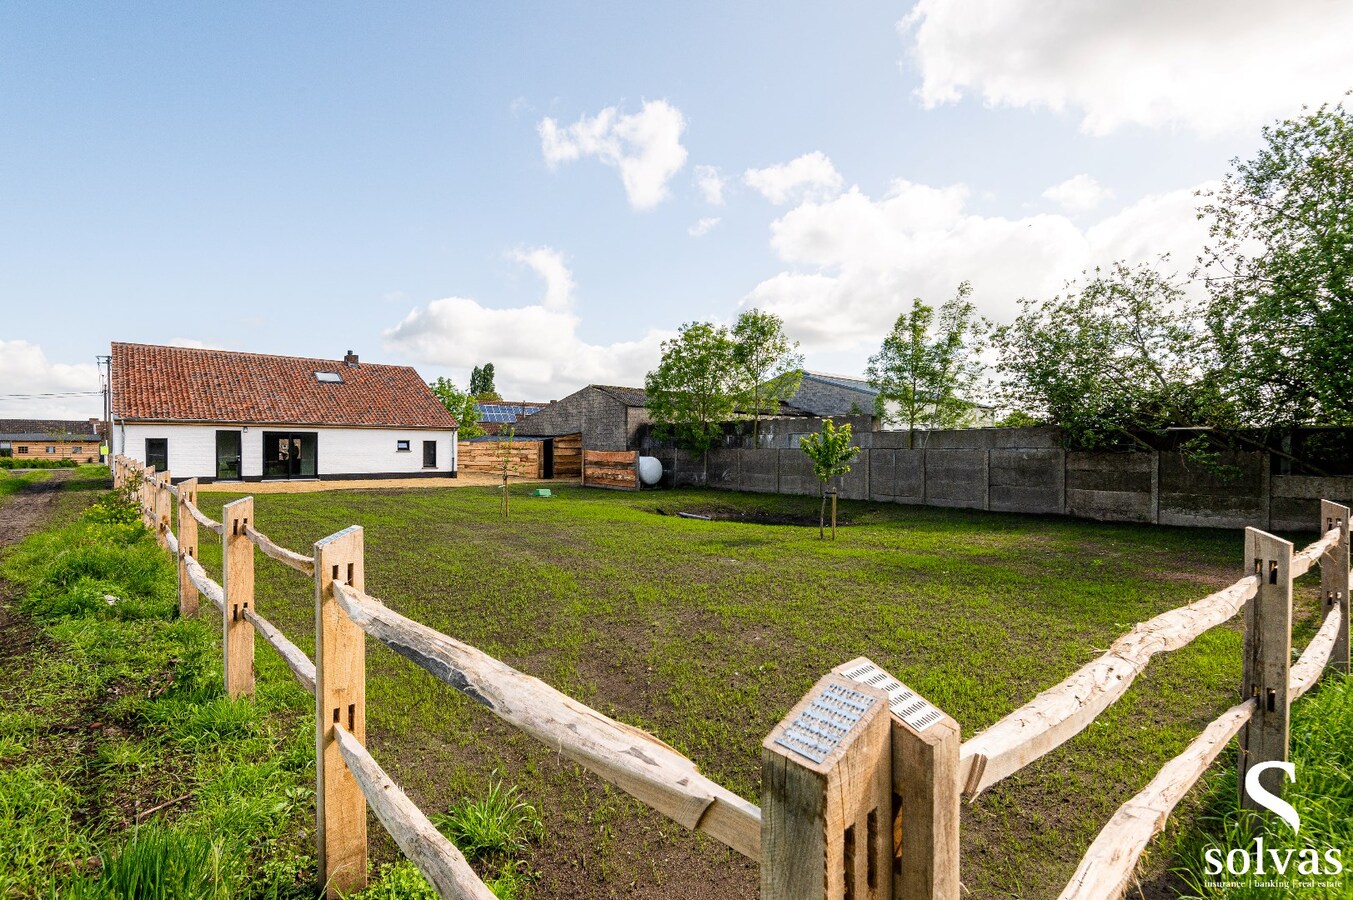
[111,453,1352,899]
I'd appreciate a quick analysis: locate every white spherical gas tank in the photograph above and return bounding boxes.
[637,456,663,486]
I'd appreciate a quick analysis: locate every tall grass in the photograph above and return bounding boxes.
[61,826,235,899]
[1169,674,1353,898]
[0,479,316,897]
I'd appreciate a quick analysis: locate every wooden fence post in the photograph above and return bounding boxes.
[177,478,199,617]
[221,497,256,699]
[1239,527,1293,809]
[142,466,155,528]
[835,659,960,900]
[314,526,367,896]
[762,672,892,900]
[155,472,172,550]
[1321,500,1351,675]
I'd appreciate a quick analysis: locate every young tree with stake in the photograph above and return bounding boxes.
[799,418,860,540]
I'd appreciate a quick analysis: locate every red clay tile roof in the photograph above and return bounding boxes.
[110,343,457,429]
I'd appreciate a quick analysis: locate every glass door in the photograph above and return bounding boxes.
[215,431,242,480]
[262,432,318,479]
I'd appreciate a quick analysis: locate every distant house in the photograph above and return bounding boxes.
[0,419,104,463]
[514,384,650,451]
[109,343,458,482]
[474,401,549,435]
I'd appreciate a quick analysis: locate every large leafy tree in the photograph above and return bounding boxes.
[644,321,738,456]
[992,261,1228,450]
[731,309,803,447]
[799,418,860,540]
[429,377,485,438]
[865,282,985,446]
[1199,96,1353,428]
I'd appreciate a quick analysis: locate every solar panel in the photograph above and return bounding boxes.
[474,403,540,424]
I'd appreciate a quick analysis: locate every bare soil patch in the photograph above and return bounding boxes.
[0,471,68,549]
[653,502,851,528]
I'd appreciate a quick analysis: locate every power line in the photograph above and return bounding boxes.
[0,390,104,399]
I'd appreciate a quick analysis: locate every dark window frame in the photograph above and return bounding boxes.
[422,440,437,468]
[396,439,411,452]
[145,438,168,471]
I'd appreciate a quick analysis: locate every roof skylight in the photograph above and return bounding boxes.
[315,371,344,383]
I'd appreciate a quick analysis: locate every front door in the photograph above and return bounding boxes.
[215,430,242,480]
[262,432,318,479]
[423,439,437,468]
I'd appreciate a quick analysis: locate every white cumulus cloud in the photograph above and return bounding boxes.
[742,178,1215,351]
[744,152,845,205]
[900,0,1353,136]
[688,217,722,237]
[383,248,671,399]
[694,165,727,205]
[0,339,102,419]
[1041,174,1114,213]
[538,100,689,210]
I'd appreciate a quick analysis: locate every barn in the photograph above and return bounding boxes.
[109,342,458,482]
[514,384,651,451]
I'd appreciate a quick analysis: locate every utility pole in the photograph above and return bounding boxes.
[97,354,112,461]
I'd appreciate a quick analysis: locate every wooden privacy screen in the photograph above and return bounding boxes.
[552,433,582,478]
[582,449,639,490]
[456,440,544,478]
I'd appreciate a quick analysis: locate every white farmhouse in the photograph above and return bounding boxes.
[109,342,458,482]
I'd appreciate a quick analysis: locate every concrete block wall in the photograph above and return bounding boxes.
[1158,450,1266,529]
[990,448,1063,514]
[1271,476,1353,531]
[637,427,1353,532]
[1065,451,1154,523]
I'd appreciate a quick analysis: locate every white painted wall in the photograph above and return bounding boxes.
[112,422,457,480]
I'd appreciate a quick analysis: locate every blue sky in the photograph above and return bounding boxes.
[3,1,1351,415]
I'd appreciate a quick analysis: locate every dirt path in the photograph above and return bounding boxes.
[0,472,73,666]
[0,471,71,549]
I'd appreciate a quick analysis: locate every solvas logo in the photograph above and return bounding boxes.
[1202,762,1343,881]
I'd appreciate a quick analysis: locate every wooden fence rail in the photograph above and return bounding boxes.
[110,454,1353,900]
[330,579,763,860]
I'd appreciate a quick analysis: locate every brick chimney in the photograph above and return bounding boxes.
[343,350,359,367]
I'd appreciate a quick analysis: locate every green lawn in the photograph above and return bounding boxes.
[184,484,1329,900]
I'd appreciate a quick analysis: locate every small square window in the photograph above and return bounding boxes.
[396,440,410,452]
[72,447,82,454]
[17,446,28,454]
[46,446,56,454]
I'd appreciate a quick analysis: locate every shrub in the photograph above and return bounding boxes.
[0,457,80,469]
